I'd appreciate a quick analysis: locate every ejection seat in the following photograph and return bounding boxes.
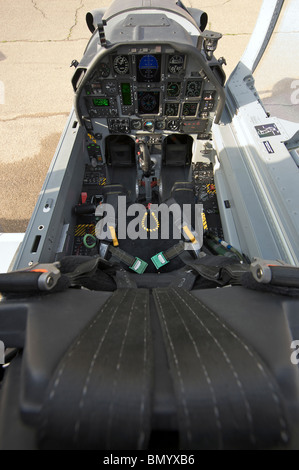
[105,135,137,203]
[159,135,194,202]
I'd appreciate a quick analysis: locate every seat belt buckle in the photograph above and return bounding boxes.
[129,257,148,274]
[151,252,169,270]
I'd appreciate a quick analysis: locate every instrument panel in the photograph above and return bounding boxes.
[79,45,220,138]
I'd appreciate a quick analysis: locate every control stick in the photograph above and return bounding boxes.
[136,139,152,177]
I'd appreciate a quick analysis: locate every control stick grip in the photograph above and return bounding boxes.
[137,142,151,176]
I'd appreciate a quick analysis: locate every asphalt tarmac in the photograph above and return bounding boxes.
[0,0,297,233]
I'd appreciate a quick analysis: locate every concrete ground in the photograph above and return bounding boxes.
[0,0,297,233]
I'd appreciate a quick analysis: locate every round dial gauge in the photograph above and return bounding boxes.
[167,120,180,131]
[131,120,142,130]
[186,80,202,97]
[104,81,117,95]
[140,92,157,113]
[167,82,181,97]
[155,120,165,130]
[98,62,110,77]
[168,55,184,74]
[113,55,129,75]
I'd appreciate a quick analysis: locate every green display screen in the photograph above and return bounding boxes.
[93,98,109,107]
[121,83,132,106]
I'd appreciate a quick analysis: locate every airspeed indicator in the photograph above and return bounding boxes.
[113,55,129,75]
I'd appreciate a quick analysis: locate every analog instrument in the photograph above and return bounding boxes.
[182,102,197,116]
[98,62,110,77]
[165,103,179,116]
[113,55,130,75]
[185,80,202,97]
[131,119,142,130]
[104,81,117,95]
[155,120,165,130]
[167,120,180,131]
[168,55,184,74]
[138,91,159,114]
[167,82,181,97]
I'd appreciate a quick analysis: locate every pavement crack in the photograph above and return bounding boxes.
[67,0,85,41]
[0,112,69,123]
[31,0,46,18]
[223,32,251,36]
[0,38,89,44]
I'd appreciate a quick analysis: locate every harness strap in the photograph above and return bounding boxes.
[183,260,250,287]
[153,287,289,449]
[38,289,153,450]
[108,245,148,274]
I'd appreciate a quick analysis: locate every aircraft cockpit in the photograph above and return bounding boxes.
[2,0,299,452]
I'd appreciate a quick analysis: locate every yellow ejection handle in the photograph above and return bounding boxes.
[109,226,119,247]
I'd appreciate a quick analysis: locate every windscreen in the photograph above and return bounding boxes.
[254,0,299,124]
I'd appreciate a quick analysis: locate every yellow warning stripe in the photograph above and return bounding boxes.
[74,224,95,237]
[99,177,107,186]
[206,183,216,194]
[202,212,208,231]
